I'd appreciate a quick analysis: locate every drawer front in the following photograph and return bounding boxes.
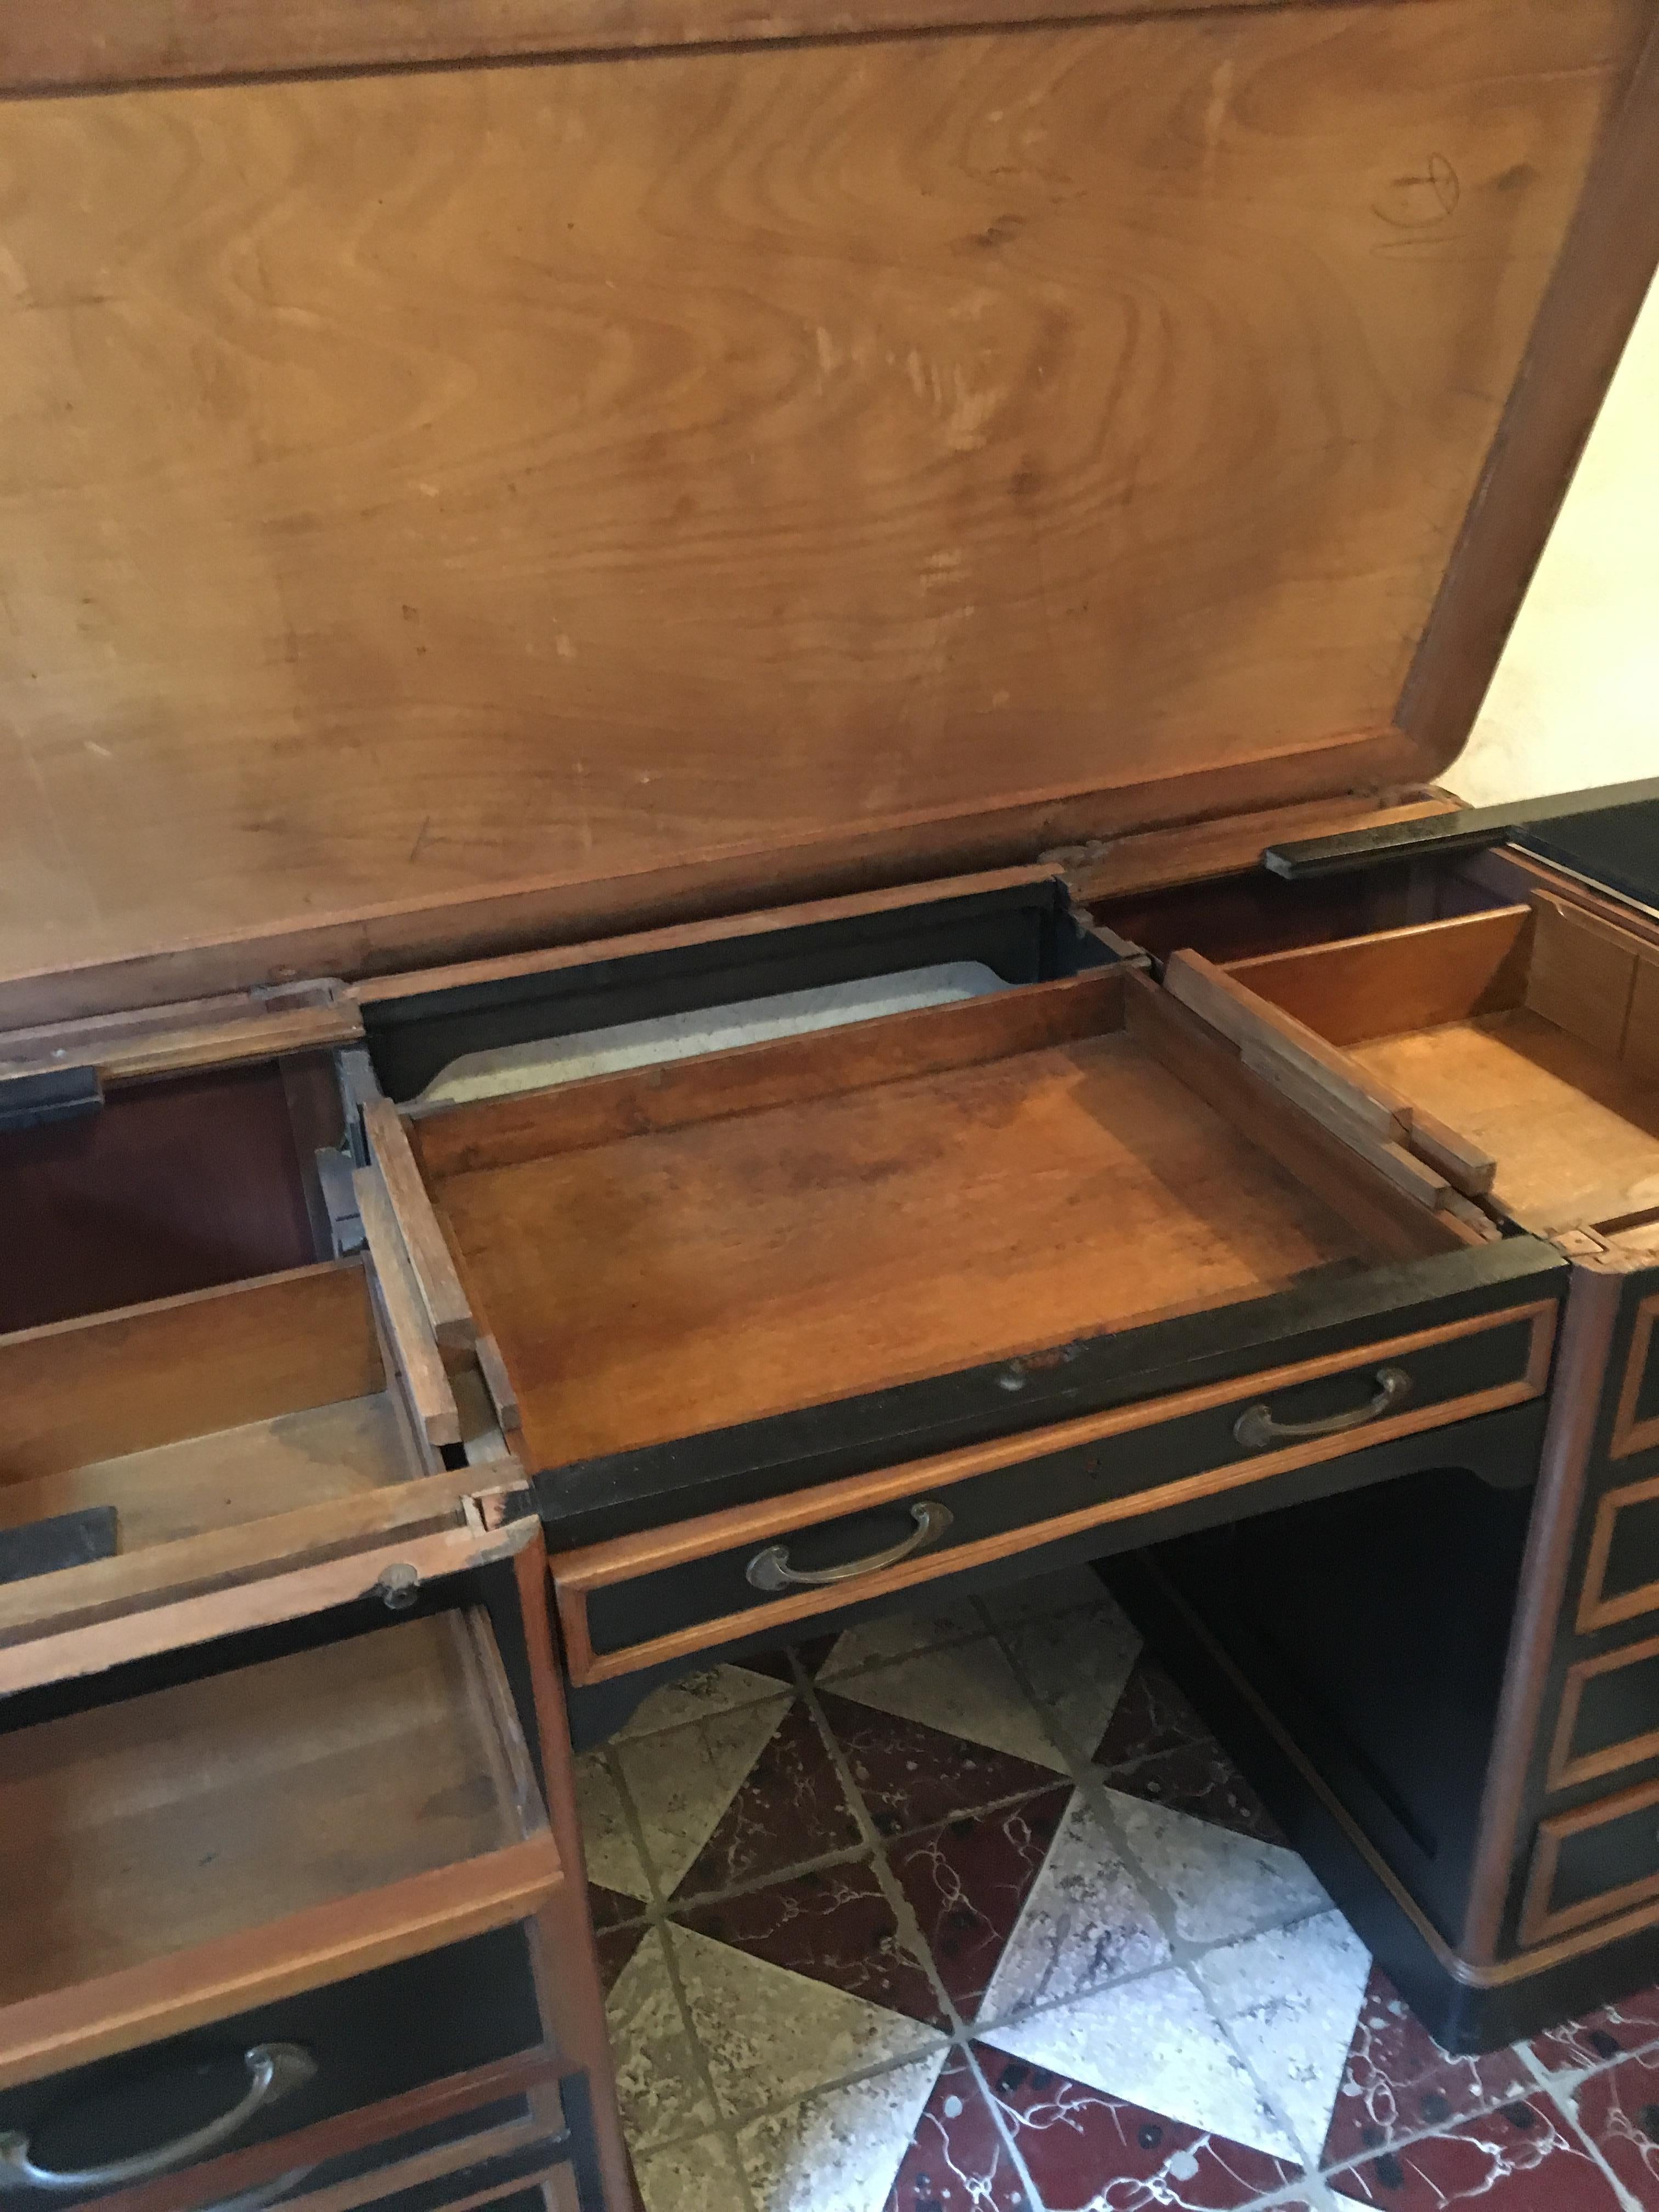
[1612,1292,1659,1460]
[1548,1632,1659,1795]
[1577,1454,1659,1634]
[552,1301,1556,1686]
[1521,1776,1659,1948]
[0,1928,546,2207]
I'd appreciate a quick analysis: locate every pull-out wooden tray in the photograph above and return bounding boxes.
[1222,897,1659,1245]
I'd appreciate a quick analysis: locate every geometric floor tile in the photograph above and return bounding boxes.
[605,1928,719,2154]
[1328,2095,1628,2208]
[612,1660,799,1738]
[614,1690,795,1894]
[821,1686,1064,1839]
[822,1637,1070,1773]
[978,1968,1299,2160]
[883,2049,1029,2211]
[887,1784,1075,2018]
[670,1701,863,1899]
[595,1919,648,1996]
[675,1858,946,2026]
[1107,1789,1329,1944]
[635,2128,750,2212]
[975,1792,1171,2022]
[1572,2046,1659,2204]
[819,1603,987,1683]
[1322,1965,1534,2168]
[573,1750,653,1904]
[1532,1983,1659,2075]
[996,1597,1144,1763]
[980,1562,1128,1629]
[670,1924,945,2123]
[588,1876,646,1934]
[978,2044,1305,2211]
[738,2050,948,2212]
[1193,1911,1371,2164]
[1093,1652,1286,1844]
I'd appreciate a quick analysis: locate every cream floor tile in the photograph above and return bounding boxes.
[1195,1908,1372,2164]
[979,1965,1298,2162]
[817,1603,985,1680]
[614,1693,792,1893]
[574,1750,652,1903]
[612,1663,797,1739]
[822,1638,1067,1772]
[1000,1598,1143,1757]
[737,2052,947,2212]
[976,1791,1170,2022]
[634,2129,750,2212]
[669,1924,944,2124]
[1107,1787,1329,1943]
[606,1929,717,2155]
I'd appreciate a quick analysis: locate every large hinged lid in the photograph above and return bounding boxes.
[2,0,1657,1018]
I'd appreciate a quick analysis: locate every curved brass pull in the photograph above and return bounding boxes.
[747,1501,953,1594]
[1234,1365,1412,1453]
[0,2045,316,2193]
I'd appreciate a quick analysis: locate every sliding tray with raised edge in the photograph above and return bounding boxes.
[380,915,1564,1742]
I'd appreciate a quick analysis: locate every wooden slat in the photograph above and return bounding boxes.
[414,968,1126,1181]
[1234,1044,1455,1211]
[1525,895,1642,1060]
[1225,908,1537,1045]
[477,1333,523,1435]
[1060,792,1458,904]
[363,1098,476,1351]
[355,1170,462,1447]
[0,1263,382,1486]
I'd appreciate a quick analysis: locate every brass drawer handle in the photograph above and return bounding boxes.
[747,1500,953,1593]
[1234,1365,1413,1452]
[0,2044,316,2192]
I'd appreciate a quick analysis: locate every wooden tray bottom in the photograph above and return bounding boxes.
[0,1395,410,1557]
[1353,1012,1659,1233]
[439,1029,1376,1470]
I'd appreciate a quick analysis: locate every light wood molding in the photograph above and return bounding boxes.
[1611,1293,1659,1459]
[551,1302,1556,1685]
[1519,1776,1659,1950]
[355,1168,463,1447]
[1579,1467,1659,1636]
[362,1098,476,1352]
[0,997,362,1087]
[1547,1632,1659,1796]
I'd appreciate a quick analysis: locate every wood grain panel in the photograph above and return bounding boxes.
[0,0,1641,1000]
[0,1262,383,1486]
[1226,910,1537,1046]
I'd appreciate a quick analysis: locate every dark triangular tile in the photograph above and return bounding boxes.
[676,1857,945,2025]
[977,2043,1304,2210]
[884,2049,1029,2210]
[819,1685,1062,1838]
[887,1785,1073,2017]
[671,1700,861,1900]
[1092,1652,1284,1844]
[1321,1963,1532,2170]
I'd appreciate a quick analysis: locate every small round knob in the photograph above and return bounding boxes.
[376,1563,420,1612]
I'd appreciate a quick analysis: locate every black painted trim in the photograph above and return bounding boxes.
[1261,777,1659,882]
[366,876,1112,1102]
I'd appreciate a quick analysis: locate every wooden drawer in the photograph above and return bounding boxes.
[1612,1291,1659,1459]
[1548,1630,1659,1795]
[1520,1775,1659,1948]
[550,1301,1555,1686]
[0,1928,550,2208]
[0,1588,562,2115]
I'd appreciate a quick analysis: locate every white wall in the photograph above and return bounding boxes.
[1448,274,1659,806]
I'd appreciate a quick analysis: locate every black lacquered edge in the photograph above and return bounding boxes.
[1261,777,1659,883]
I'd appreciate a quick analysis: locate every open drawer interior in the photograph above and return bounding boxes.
[0,1261,423,1581]
[1222,900,1659,1241]
[0,1606,557,2083]
[409,968,1484,1477]
[0,1062,326,1338]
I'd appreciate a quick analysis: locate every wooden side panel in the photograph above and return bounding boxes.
[0,1264,383,1485]
[0,0,1644,998]
[1224,909,1536,1045]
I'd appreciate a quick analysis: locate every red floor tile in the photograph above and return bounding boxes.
[887,1787,1073,2019]
[883,2049,1030,2211]
[671,1702,862,1900]
[588,1878,645,1934]
[975,2045,1303,2211]
[595,1922,646,1996]
[675,1858,946,2025]
[1329,2095,1624,2208]
[1572,2044,1659,2204]
[819,1687,1063,1838]
[1531,1979,1659,2074]
[1320,1965,1533,2168]
[1091,1654,1284,1845]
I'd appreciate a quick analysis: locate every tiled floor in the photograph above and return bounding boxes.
[576,1570,1659,2211]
